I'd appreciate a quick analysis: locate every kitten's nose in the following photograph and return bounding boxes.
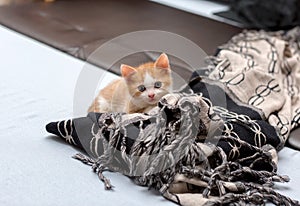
[148,93,155,99]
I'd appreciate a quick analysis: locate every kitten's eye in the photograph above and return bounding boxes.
[154,81,162,88]
[137,85,146,92]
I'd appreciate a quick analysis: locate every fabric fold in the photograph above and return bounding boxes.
[46,27,300,205]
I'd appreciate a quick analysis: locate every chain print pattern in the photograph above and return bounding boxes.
[248,79,281,106]
[270,114,290,140]
[292,108,300,129]
[57,119,76,145]
[212,58,230,80]
[267,40,279,74]
[213,106,267,148]
[282,60,299,98]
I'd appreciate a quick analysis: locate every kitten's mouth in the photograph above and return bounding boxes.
[148,98,157,104]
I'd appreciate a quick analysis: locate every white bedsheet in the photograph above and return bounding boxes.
[0,25,299,205]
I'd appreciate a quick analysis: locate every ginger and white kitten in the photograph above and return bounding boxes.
[88,53,172,114]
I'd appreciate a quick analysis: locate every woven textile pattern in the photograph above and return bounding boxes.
[46,28,300,205]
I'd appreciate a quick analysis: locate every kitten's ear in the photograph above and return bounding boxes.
[155,53,170,69]
[121,64,137,77]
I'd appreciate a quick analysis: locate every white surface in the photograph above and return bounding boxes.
[150,0,243,27]
[276,148,300,200]
[0,25,174,206]
[0,24,299,205]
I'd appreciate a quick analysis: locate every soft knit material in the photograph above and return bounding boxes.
[46,27,300,205]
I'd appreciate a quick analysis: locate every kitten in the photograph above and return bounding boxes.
[88,53,172,114]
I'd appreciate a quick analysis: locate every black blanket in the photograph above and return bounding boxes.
[46,28,300,205]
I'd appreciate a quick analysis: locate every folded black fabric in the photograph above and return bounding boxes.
[230,0,300,30]
[46,28,300,205]
[45,82,296,205]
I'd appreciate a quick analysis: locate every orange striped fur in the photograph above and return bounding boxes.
[88,53,172,114]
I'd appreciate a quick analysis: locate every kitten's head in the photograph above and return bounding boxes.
[121,53,172,106]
